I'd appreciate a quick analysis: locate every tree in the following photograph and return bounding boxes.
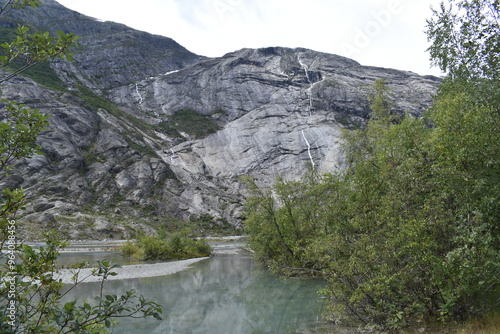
[0,1,162,333]
[242,170,340,275]
[426,0,500,111]
[426,0,499,80]
[243,74,499,329]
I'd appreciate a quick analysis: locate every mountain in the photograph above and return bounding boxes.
[0,0,441,240]
[0,0,205,91]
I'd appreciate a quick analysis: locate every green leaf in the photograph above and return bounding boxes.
[63,300,76,312]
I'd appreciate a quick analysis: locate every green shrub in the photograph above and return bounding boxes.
[136,232,212,261]
[157,109,220,140]
[120,240,141,257]
[138,235,170,260]
[190,238,212,257]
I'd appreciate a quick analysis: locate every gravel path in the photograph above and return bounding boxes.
[54,257,209,284]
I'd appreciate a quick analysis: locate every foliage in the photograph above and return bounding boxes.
[120,240,141,258]
[0,6,78,83]
[133,231,212,261]
[0,97,49,172]
[157,109,221,140]
[243,73,500,329]
[426,0,499,80]
[242,170,338,275]
[0,236,162,333]
[0,26,68,91]
[0,1,162,333]
[0,0,41,14]
[425,0,500,126]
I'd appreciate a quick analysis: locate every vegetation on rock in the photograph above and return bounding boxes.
[157,108,221,140]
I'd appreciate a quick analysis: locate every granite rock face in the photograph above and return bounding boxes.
[0,2,441,239]
[111,47,440,182]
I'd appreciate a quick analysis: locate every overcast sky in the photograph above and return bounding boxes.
[56,0,445,76]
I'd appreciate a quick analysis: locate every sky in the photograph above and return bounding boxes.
[56,0,445,76]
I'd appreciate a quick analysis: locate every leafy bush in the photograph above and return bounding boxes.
[120,240,142,257]
[0,3,163,333]
[0,27,67,93]
[135,232,212,261]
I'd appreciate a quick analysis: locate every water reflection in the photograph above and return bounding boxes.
[63,253,326,334]
[57,251,141,267]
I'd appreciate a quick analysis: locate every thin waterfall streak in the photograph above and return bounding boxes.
[135,83,143,104]
[301,130,315,169]
[298,56,312,83]
[298,54,315,169]
[170,149,176,164]
[297,55,313,116]
[164,69,179,76]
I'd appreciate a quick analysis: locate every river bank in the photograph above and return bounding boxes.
[52,236,245,284]
[54,257,210,284]
[26,236,246,253]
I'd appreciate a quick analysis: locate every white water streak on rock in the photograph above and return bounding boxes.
[297,55,313,115]
[298,54,316,169]
[301,130,315,169]
[170,148,178,164]
[135,83,143,104]
[164,70,179,76]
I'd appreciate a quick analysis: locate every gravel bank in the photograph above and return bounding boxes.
[54,257,209,284]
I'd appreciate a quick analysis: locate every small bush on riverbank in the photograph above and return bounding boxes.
[120,240,142,257]
[124,232,212,261]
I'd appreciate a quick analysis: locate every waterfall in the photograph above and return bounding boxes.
[170,149,178,164]
[135,83,144,104]
[298,56,312,83]
[298,54,316,169]
[164,69,179,76]
[301,130,316,169]
[297,55,313,115]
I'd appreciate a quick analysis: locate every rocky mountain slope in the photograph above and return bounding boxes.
[0,0,204,91]
[0,1,441,239]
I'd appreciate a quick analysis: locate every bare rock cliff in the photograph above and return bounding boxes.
[111,47,439,182]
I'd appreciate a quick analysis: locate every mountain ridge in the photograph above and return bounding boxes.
[0,0,205,92]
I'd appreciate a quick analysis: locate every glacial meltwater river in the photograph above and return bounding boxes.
[59,251,331,334]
